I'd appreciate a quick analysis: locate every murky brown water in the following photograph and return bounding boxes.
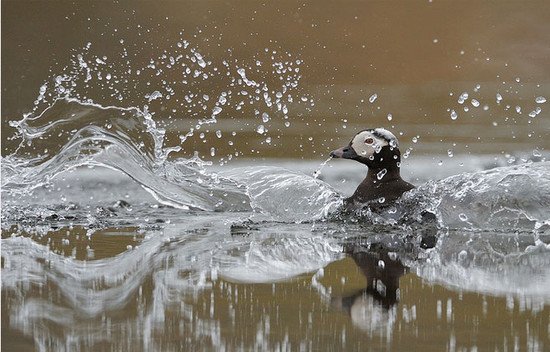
[2,1,550,351]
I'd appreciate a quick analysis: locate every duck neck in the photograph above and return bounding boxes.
[365,164,401,184]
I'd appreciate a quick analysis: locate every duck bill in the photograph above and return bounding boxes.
[330,146,358,159]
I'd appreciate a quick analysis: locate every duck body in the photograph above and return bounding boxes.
[330,128,414,208]
[348,169,414,206]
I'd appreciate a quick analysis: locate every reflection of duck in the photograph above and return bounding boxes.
[332,248,407,335]
[330,128,414,208]
[337,249,406,309]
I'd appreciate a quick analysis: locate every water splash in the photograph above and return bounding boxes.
[10,36,310,165]
[313,156,332,179]
[402,162,550,230]
[221,166,342,222]
[2,29,550,231]
[2,35,317,216]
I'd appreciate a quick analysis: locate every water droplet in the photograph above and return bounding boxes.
[377,168,387,180]
[387,113,393,121]
[515,106,522,114]
[378,260,385,268]
[216,130,222,138]
[212,106,222,116]
[262,112,270,123]
[237,67,256,87]
[450,110,458,120]
[533,149,542,157]
[256,125,265,134]
[447,149,454,158]
[378,197,385,204]
[471,99,480,107]
[535,96,547,104]
[146,91,162,102]
[459,213,468,221]
[210,147,216,156]
[194,52,206,68]
[458,92,468,104]
[402,148,412,159]
[369,93,378,103]
[412,136,418,143]
[496,93,503,103]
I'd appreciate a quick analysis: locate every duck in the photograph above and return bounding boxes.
[330,128,415,208]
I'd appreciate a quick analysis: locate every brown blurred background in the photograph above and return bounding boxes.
[2,0,549,160]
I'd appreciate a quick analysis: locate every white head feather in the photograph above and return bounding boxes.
[350,128,398,158]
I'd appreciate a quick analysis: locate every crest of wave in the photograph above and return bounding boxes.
[1,98,251,211]
[1,98,342,220]
[221,166,343,222]
[393,161,550,230]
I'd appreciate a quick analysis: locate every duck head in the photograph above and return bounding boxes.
[330,128,401,171]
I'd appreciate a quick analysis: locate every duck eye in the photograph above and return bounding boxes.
[365,137,374,145]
